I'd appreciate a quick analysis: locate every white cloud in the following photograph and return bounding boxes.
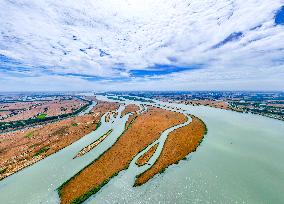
[0,0,284,91]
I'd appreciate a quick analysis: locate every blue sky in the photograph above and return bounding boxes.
[0,0,284,91]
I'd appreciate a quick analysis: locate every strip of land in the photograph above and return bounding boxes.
[0,101,119,180]
[183,100,231,110]
[121,104,140,117]
[74,129,113,159]
[122,104,140,129]
[104,112,111,122]
[0,97,92,132]
[0,97,87,122]
[134,115,206,186]
[136,143,158,166]
[59,107,186,204]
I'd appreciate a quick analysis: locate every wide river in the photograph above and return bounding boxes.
[0,94,283,204]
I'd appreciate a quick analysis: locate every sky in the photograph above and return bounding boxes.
[0,0,284,91]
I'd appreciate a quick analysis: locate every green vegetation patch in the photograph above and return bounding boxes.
[0,168,7,174]
[33,146,50,157]
[36,113,47,119]
[96,120,101,129]
[107,96,125,101]
[51,126,68,136]
[25,131,34,138]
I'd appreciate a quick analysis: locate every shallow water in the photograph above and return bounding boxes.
[0,95,284,204]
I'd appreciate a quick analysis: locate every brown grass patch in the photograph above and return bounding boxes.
[122,104,140,129]
[0,101,119,180]
[0,97,88,122]
[121,104,140,117]
[136,143,158,166]
[51,126,69,137]
[134,115,206,186]
[59,107,186,204]
[184,100,230,110]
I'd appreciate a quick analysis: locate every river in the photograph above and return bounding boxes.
[0,94,283,204]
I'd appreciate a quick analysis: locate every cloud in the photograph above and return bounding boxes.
[0,0,284,91]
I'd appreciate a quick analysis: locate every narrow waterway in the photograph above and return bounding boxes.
[77,101,97,116]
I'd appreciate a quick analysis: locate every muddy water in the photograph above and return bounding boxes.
[0,94,284,204]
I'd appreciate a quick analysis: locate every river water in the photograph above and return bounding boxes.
[0,94,283,204]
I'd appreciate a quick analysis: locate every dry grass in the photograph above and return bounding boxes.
[134,115,206,186]
[59,107,186,204]
[0,101,119,180]
[136,143,158,166]
[121,104,140,117]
